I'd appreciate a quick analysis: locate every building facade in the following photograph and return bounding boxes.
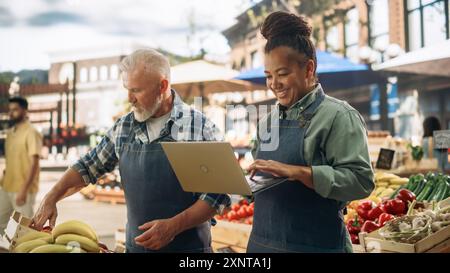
[222,0,450,134]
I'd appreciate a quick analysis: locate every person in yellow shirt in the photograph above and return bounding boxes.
[0,97,42,235]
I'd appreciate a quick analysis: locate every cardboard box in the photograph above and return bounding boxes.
[2,211,38,251]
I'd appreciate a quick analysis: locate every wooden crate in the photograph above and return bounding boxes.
[351,243,366,253]
[211,220,251,253]
[359,225,450,253]
[93,189,126,204]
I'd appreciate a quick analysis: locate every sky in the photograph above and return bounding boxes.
[0,0,259,72]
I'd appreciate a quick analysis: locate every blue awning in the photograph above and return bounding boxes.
[235,50,384,90]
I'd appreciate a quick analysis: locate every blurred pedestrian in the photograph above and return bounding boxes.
[0,97,42,235]
[422,116,448,170]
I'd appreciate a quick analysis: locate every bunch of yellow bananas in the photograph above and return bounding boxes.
[13,220,100,253]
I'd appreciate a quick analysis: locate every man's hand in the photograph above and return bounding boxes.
[31,195,58,230]
[134,219,179,250]
[15,191,27,207]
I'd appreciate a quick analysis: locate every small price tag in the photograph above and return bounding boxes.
[434,130,450,149]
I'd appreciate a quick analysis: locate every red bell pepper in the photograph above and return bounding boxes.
[346,216,363,234]
[361,221,380,233]
[396,189,416,204]
[356,200,375,220]
[359,200,375,211]
[378,213,395,227]
[367,205,384,221]
[384,199,406,215]
[350,233,359,244]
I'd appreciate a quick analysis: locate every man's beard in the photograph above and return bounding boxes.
[9,116,25,126]
[132,95,163,122]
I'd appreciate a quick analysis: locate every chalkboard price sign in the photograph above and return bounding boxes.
[434,130,450,149]
[376,148,395,170]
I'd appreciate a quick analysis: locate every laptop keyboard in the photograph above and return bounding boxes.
[246,175,286,193]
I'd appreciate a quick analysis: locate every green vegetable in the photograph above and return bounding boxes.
[408,144,424,161]
[417,182,435,201]
[425,181,443,201]
[428,181,445,202]
[413,178,427,196]
[439,182,450,200]
[406,175,420,192]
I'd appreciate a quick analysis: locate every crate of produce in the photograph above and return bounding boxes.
[359,197,450,253]
[3,211,110,253]
[346,172,449,251]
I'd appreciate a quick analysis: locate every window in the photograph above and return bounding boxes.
[79,68,87,83]
[89,67,98,82]
[110,65,119,80]
[326,24,341,54]
[423,1,447,46]
[240,59,246,71]
[369,0,390,62]
[100,65,108,81]
[345,7,360,63]
[406,0,449,51]
[250,50,262,69]
[408,10,422,51]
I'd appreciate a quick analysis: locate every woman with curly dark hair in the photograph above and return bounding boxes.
[246,11,374,252]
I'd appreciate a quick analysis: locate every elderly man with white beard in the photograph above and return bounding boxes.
[31,49,231,253]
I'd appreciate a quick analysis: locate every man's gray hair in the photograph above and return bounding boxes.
[120,48,171,81]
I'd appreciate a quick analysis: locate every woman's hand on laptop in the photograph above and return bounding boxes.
[247,159,292,179]
[247,160,314,189]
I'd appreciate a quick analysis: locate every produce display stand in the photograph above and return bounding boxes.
[92,188,125,205]
[375,158,439,177]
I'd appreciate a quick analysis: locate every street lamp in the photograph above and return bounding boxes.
[386,43,404,59]
[359,43,404,65]
[359,45,378,65]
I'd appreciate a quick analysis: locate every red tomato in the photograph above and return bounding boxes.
[245,206,254,216]
[231,204,240,212]
[240,199,249,206]
[237,208,247,219]
[215,214,223,220]
[249,202,254,208]
[227,211,237,221]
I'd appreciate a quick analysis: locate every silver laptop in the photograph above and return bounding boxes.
[161,142,287,195]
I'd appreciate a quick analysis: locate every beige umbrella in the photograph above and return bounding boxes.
[170,60,265,98]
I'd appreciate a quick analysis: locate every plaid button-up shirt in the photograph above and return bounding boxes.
[71,89,231,213]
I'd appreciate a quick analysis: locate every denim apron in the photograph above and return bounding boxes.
[247,88,347,253]
[119,125,211,253]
